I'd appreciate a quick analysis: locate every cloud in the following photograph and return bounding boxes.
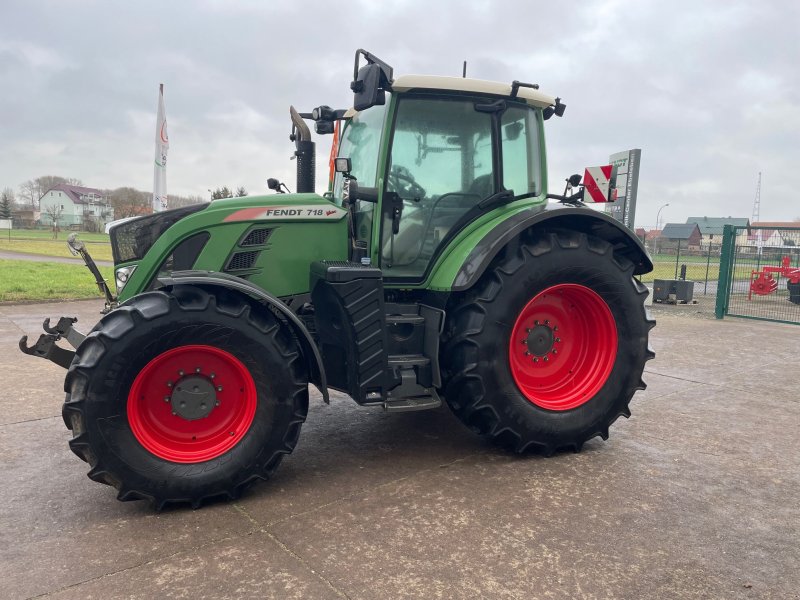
[0,0,797,224]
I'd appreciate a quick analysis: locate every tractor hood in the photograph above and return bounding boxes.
[113,194,349,301]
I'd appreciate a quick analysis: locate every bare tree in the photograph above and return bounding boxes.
[107,187,150,218]
[235,186,248,197]
[36,175,82,194]
[18,180,39,209]
[44,204,63,239]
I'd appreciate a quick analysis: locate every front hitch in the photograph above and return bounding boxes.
[66,233,116,308]
[19,317,86,369]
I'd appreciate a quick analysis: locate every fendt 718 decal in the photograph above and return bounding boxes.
[223,204,347,222]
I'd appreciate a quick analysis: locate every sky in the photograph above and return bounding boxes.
[1,0,798,227]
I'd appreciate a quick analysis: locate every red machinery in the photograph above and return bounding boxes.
[749,255,800,300]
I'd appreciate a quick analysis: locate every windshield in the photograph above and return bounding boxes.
[332,103,388,247]
[380,96,542,279]
[332,103,388,202]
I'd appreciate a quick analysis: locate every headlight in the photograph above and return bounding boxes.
[115,265,137,294]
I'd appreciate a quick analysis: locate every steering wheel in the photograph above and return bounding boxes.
[388,165,426,200]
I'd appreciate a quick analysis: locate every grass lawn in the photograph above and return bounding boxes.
[0,259,112,302]
[0,230,112,262]
[643,261,720,282]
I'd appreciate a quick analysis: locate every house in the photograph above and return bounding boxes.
[11,207,40,228]
[685,216,750,246]
[39,184,114,231]
[635,227,663,253]
[660,223,702,251]
[737,221,800,250]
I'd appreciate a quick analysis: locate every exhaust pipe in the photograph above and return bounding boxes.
[290,106,315,193]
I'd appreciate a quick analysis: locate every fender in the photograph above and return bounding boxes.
[451,204,653,291]
[157,271,329,403]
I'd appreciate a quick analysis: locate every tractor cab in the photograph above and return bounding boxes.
[325,50,560,282]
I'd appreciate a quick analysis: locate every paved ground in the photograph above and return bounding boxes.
[1,299,797,599]
[0,250,113,267]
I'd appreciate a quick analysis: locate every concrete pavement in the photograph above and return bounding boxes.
[1,299,797,599]
[0,250,113,267]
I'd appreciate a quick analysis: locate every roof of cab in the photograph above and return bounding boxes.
[391,74,556,108]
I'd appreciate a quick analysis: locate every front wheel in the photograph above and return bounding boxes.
[62,285,309,508]
[442,230,655,454]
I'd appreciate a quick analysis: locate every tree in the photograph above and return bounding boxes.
[18,180,39,209]
[0,189,13,219]
[211,187,233,200]
[44,204,63,239]
[235,186,248,197]
[107,187,150,218]
[169,194,207,209]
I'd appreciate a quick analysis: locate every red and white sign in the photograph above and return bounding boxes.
[583,165,617,203]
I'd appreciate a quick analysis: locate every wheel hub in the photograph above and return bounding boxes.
[526,324,554,356]
[170,375,218,420]
[128,344,257,463]
[508,284,617,411]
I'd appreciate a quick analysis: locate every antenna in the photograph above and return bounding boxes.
[462,61,467,78]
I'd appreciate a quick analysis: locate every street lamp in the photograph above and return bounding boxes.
[655,203,669,255]
[656,203,669,230]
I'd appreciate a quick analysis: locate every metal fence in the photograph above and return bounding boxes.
[715,225,800,325]
[635,234,722,306]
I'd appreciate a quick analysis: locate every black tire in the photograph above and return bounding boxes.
[62,285,308,508]
[788,280,800,305]
[442,230,655,455]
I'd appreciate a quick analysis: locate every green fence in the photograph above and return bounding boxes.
[715,225,800,325]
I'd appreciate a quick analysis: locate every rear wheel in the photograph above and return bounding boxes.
[442,230,655,454]
[62,285,308,508]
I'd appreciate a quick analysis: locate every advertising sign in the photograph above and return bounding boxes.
[605,149,641,229]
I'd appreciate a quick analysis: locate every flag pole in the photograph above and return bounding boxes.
[153,83,169,213]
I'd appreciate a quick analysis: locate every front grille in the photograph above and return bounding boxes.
[226,251,260,271]
[240,228,273,247]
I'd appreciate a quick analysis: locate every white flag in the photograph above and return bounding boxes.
[152,84,169,212]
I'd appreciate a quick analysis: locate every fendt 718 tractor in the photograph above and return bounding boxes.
[21,50,655,508]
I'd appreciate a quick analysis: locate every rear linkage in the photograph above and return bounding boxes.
[19,316,86,369]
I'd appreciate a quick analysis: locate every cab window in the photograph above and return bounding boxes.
[332,102,388,244]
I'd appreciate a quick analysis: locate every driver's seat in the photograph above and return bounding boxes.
[467,174,494,201]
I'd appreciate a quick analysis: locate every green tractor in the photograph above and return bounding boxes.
[21,50,655,508]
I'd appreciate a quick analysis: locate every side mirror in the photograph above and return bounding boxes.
[351,64,385,111]
[567,173,582,188]
[350,49,393,111]
[582,165,618,203]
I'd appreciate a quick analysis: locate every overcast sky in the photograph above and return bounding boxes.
[1,0,798,226]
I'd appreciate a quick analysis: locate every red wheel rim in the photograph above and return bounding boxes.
[508,284,618,411]
[128,345,257,463]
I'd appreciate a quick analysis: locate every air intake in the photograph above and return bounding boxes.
[226,251,260,271]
